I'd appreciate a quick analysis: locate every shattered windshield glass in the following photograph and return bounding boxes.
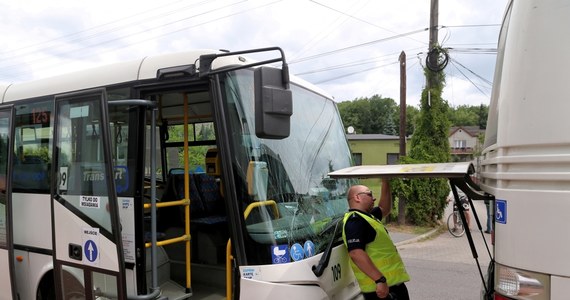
[222,70,354,265]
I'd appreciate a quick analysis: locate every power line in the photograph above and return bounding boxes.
[312,61,399,84]
[0,0,248,71]
[310,0,426,45]
[295,47,424,76]
[305,55,419,85]
[290,28,428,64]
[449,59,490,97]
[0,0,281,81]
[447,47,497,54]
[290,1,370,61]
[0,0,197,59]
[441,24,501,28]
[450,57,492,86]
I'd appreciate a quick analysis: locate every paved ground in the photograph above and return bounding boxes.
[390,198,492,249]
[389,199,494,299]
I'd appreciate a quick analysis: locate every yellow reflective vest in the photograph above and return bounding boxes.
[342,210,410,292]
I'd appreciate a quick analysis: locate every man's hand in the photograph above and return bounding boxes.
[376,282,389,299]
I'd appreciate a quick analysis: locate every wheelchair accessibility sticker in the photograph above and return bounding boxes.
[496,199,507,224]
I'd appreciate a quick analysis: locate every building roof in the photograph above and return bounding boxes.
[346,133,401,140]
[449,126,484,137]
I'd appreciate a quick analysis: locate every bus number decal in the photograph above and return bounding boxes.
[331,263,341,282]
[59,167,68,191]
[32,108,50,125]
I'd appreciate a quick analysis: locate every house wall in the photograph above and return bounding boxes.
[347,138,403,196]
[449,129,477,149]
[348,139,401,165]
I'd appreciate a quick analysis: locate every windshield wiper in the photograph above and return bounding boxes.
[312,216,343,277]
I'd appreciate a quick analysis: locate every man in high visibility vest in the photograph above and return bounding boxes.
[342,180,410,300]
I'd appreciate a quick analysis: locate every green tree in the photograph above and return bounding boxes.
[338,95,403,135]
[392,62,451,226]
[167,123,216,170]
[448,104,488,128]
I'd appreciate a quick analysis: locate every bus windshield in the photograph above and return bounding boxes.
[222,70,353,265]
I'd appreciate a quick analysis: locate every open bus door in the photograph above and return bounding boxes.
[51,89,127,299]
[327,162,495,300]
[0,105,16,299]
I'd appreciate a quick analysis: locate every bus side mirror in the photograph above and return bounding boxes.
[254,66,292,139]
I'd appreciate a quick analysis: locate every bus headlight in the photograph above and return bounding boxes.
[496,263,549,299]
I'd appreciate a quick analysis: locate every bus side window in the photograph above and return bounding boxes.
[13,101,52,194]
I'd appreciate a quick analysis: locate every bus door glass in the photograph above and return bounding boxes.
[0,106,16,299]
[52,90,126,299]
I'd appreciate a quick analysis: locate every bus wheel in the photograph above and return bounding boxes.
[36,272,56,300]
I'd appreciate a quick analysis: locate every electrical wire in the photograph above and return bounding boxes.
[441,24,501,28]
[290,28,428,64]
[450,57,493,86]
[0,0,199,59]
[310,0,426,45]
[294,49,412,76]
[0,0,282,81]
[290,0,370,61]
[0,0,248,72]
[449,59,491,97]
[312,61,398,84]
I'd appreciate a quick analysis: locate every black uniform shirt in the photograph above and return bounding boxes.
[344,207,383,251]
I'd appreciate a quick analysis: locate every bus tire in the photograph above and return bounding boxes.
[36,271,56,300]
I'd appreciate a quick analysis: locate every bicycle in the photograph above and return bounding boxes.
[447,210,465,237]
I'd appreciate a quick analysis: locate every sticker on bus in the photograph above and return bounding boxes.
[304,240,315,258]
[290,243,304,261]
[59,166,68,191]
[271,244,290,264]
[496,199,507,224]
[80,195,101,208]
[241,267,261,280]
[82,227,100,266]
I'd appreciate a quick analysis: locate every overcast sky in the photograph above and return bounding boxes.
[0,0,508,107]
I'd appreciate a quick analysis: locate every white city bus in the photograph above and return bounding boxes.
[0,48,361,299]
[478,0,570,299]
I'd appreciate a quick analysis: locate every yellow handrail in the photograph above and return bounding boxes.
[143,199,189,209]
[145,92,193,294]
[145,234,190,248]
[226,239,233,300]
[227,200,280,299]
[183,93,192,293]
[243,200,280,219]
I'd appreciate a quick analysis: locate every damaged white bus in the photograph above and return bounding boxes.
[0,47,361,299]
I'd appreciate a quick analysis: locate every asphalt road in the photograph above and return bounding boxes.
[397,200,493,300]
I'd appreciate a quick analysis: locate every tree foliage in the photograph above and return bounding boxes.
[392,66,451,226]
[335,74,489,225]
[337,95,488,136]
[337,95,419,136]
[167,123,216,170]
[448,104,488,129]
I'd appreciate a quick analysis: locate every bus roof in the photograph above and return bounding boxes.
[328,162,474,179]
[2,49,334,103]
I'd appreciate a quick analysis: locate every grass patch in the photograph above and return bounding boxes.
[385,223,435,235]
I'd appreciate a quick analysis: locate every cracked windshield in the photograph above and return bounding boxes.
[223,70,354,264]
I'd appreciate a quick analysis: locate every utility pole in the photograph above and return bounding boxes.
[427,0,439,88]
[399,51,406,157]
[398,51,407,225]
[429,0,439,51]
